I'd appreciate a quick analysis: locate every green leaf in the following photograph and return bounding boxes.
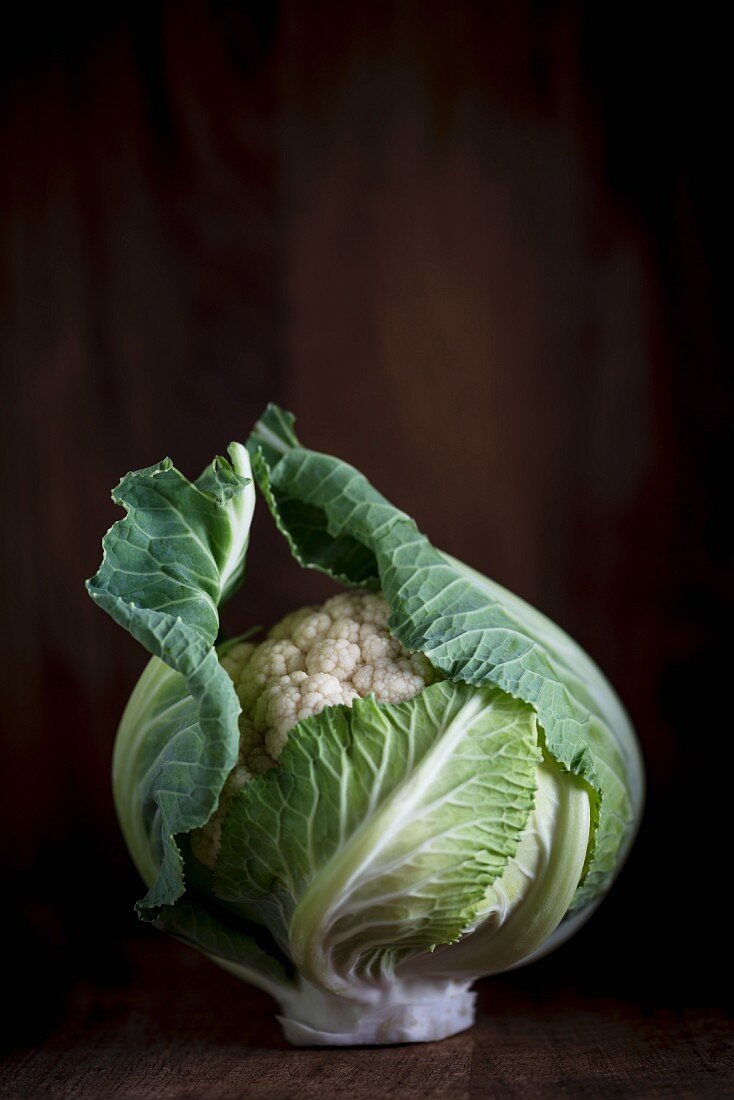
[87,443,255,916]
[215,680,540,993]
[247,406,642,908]
[156,900,293,1000]
[416,761,591,978]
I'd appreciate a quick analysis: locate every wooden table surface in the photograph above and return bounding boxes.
[2,937,730,1099]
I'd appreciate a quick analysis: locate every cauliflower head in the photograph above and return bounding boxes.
[191,591,440,867]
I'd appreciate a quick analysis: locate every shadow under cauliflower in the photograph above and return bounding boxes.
[191,592,441,868]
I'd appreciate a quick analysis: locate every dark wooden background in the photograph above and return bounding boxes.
[1,2,730,1095]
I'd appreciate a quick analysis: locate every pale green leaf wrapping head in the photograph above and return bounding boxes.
[87,407,643,1046]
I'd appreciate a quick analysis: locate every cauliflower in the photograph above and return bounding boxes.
[92,407,641,1047]
[191,591,440,867]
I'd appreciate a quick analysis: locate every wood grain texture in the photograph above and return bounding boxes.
[2,938,731,1099]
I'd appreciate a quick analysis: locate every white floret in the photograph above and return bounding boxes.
[192,590,440,868]
[352,658,427,704]
[323,591,391,628]
[267,606,315,642]
[220,641,256,684]
[291,612,333,651]
[257,671,358,759]
[358,623,402,663]
[238,714,276,775]
[306,637,362,680]
[235,640,305,711]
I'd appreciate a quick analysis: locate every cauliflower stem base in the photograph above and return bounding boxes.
[275,976,477,1046]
